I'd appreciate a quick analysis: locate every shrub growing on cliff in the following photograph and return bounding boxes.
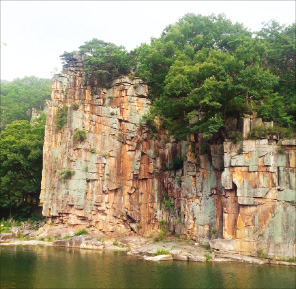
[59,169,75,179]
[55,106,68,130]
[74,228,87,236]
[73,129,87,142]
[248,125,294,140]
[167,156,183,171]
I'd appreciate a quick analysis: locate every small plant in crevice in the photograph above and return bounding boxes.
[117,185,122,190]
[71,102,79,110]
[89,148,96,153]
[55,105,68,130]
[161,193,174,212]
[229,131,243,144]
[277,146,286,155]
[155,219,170,242]
[204,253,211,261]
[59,169,75,179]
[167,156,183,171]
[257,248,267,259]
[176,177,182,186]
[74,228,87,236]
[237,146,243,154]
[73,129,87,142]
[113,240,119,246]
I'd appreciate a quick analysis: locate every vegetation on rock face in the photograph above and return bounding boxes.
[151,248,170,256]
[55,106,68,130]
[73,129,87,142]
[0,76,52,131]
[0,115,46,219]
[59,169,75,179]
[61,39,131,88]
[74,228,87,236]
[61,14,295,140]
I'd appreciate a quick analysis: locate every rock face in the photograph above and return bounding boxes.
[41,59,296,258]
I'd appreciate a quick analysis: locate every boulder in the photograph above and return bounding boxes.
[209,238,236,252]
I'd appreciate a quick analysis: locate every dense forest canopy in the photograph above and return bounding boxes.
[62,13,296,140]
[0,76,52,131]
[0,114,46,219]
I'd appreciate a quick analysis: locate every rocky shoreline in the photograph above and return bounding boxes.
[1,233,295,267]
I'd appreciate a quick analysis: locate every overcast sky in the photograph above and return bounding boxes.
[1,1,295,81]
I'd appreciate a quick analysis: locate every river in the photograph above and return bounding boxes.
[1,246,295,288]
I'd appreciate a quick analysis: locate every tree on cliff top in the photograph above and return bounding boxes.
[60,14,295,140]
[132,14,295,139]
[61,39,132,87]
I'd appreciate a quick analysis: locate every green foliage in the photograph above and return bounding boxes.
[89,148,96,153]
[257,248,267,259]
[113,240,119,246]
[61,39,132,88]
[74,228,87,236]
[0,115,46,219]
[0,76,51,130]
[71,102,79,110]
[161,196,174,212]
[59,169,75,179]
[73,129,87,142]
[204,253,212,261]
[248,125,294,140]
[55,106,68,130]
[277,146,286,155]
[167,156,183,171]
[229,131,243,144]
[61,14,295,140]
[237,147,243,154]
[117,185,122,190]
[131,14,295,139]
[65,235,71,240]
[151,248,170,256]
[155,230,166,242]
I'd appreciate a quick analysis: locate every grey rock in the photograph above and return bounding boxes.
[0,233,16,243]
[209,238,236,252]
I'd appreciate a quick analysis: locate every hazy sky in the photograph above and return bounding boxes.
[1,1,295,81]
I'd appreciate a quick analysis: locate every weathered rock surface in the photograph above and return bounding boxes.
[0,233,16,243]
[40,57,296,259]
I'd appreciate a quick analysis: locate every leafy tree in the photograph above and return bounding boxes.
[133,14,295,139]
[0,76,51,130]
[61,39,131,87]
[0,114,46,219]
[257,21,296,123]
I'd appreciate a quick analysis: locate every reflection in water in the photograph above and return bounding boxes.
[1,246,295,288]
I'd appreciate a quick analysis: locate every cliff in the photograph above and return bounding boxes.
[40,61,296,258]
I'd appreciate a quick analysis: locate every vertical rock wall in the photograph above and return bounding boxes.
[41,62,296,258]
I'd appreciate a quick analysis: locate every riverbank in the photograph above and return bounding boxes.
[1,233,295,267]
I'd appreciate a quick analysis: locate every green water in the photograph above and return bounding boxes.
[0,246,295,289]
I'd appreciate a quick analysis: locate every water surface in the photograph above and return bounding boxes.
[1,246,295,288]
